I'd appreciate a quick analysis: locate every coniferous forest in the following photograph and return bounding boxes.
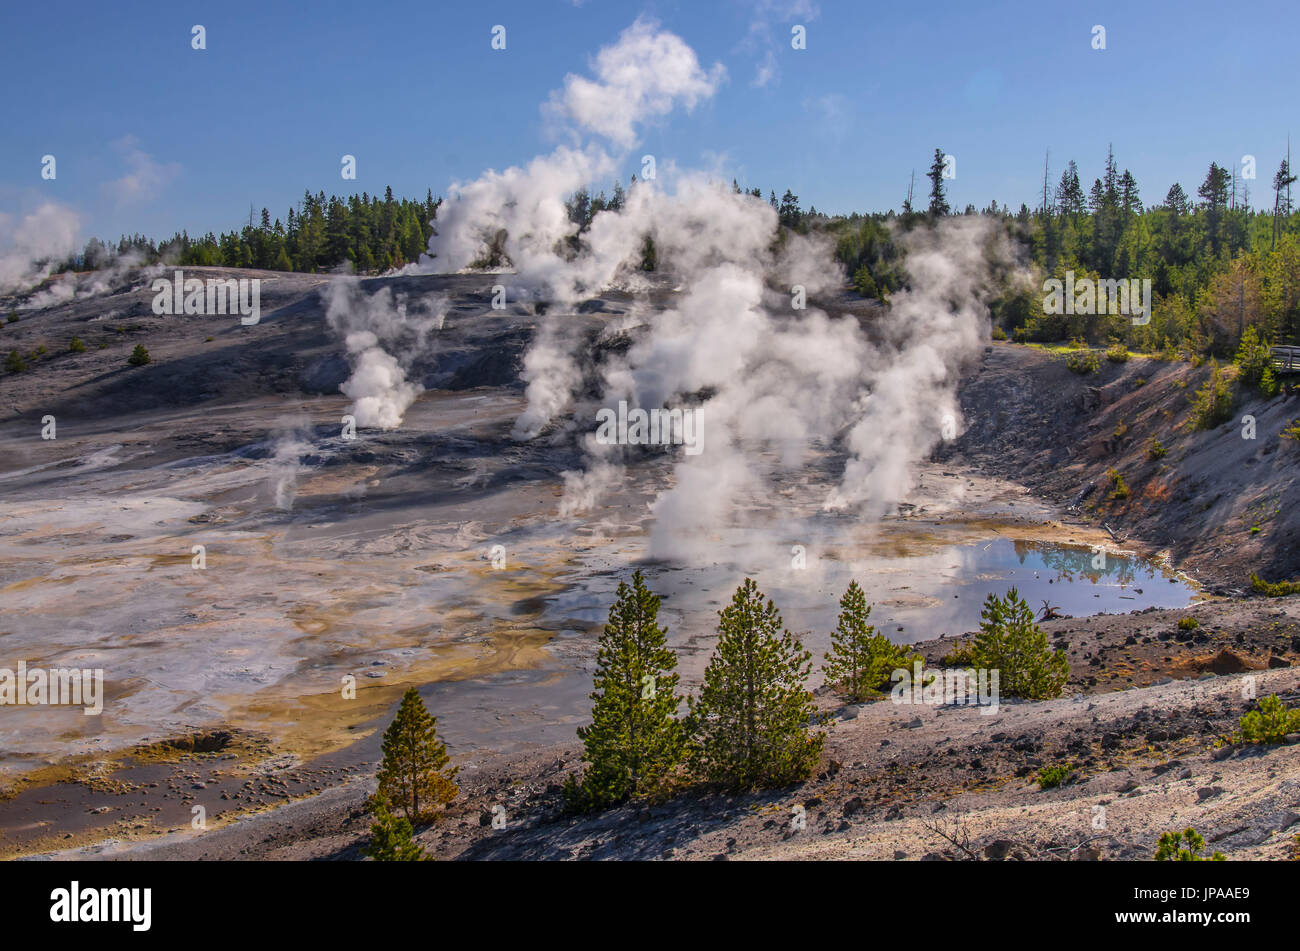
[48,144,1300,358]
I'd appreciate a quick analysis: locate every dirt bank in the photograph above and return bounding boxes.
[945,342,1300,592]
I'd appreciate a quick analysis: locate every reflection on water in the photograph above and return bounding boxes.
[637,535,1198,664]
[851,537,1196,644]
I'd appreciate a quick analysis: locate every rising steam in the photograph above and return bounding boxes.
[324,278,448,430]
[413,19,1006,557]
[0,203,80,295]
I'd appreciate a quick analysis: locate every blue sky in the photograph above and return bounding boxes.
[2,0,1297,246]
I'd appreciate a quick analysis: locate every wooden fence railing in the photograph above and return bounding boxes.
[1271,346,1300,373]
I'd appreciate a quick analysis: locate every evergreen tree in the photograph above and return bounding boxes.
[565,570,684,810]
[1198,162,1230,255]
[5,350,25,373]
[1119,169,1141,218]
[640,233,657,271]
[1102,145,1120,207]
[127,344,150,366]
[1233,324,1276,392]
[927,148,950,217]
[1088,177,1106,214]
[1272,158,1297,247]
[778,189,802,229]
[822,580,919,701]
[1163,183,1190,215]
[1056,160,1086,218]
[971,588,1069,700]
[688,578,823,790]
[364,793,426,861]
[566,187,591,230]
[376,687,459,824]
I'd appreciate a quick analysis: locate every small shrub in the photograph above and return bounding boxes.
[1189,364,1234,429]
[1066,349,1100,375]
[1259,365,1281,397]
[69,336,86,353]
[991,326,1007,341]
[1112,420,1128,440]
[1176,616,1198,631]
[940,640,977,667]
[364,794,425,861]
[1037,763,1074,790]
[1134,377,1146,387]
[1147,436,1167,459]
[127,344,151,366]
[4,350,24,373]
[1155,827,1225,861]
[1250,572,1300,597]
[5,311,17,324]
[852,265,879,299]
[1239,695,1300,744]
[1106,467,1130,500]
[1106,343,1129,363]
[1283,419,1300,442]
[1234,326,1274,392]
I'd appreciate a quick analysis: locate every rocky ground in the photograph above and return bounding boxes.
[48,598,1300,861]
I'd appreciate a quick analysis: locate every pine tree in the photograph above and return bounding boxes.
[688,578,823,790]
[1119,169,1141,218]
[364,793,426,861]
[971,588,1069,700]
[1056,160,1086,218]
[376,687,459,824]
[1272,158,1297,248]
[127,344,150,366]
[778,189,802,229]
[822,580,919,701]
[927,148,950,217]
[565,570,684,810]
[5,350,25,373]
[1198,162,1230,255]
[1163,183,1189,216]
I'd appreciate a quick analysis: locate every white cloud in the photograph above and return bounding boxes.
[740,0,821,89]
[102,136,179,206]
[548,17,726,149]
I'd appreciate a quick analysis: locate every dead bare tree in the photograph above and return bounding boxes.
[920,816,978,860]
